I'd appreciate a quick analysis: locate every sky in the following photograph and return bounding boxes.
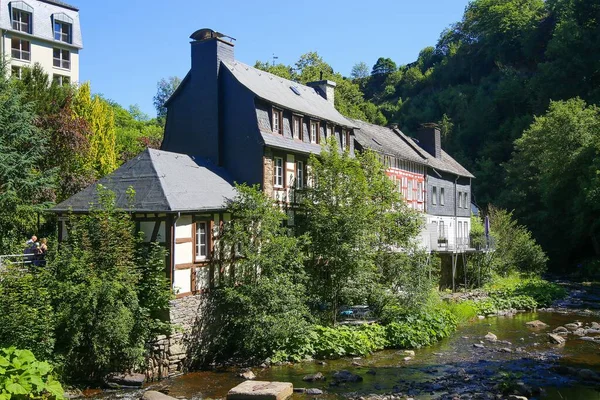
[77,0,471,117]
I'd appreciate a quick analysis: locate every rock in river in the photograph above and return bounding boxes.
[526,320,548,328]
[485,332,497,342]
[565,322,581,330]
[105,373,145,388]
[142,391,178,400]
[553,326,568,334]
[302,372,324,382]
[332,370,363,383]
[547,333,566,345]
[239,370,256,380]
[228,381,293,400]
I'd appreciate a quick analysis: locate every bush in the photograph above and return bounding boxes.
[444,300,478,323]
[386,309,457,348]
[0,347,63,400]
[310,324,388,359]
[513,279,566,308]
[0,267,55,361]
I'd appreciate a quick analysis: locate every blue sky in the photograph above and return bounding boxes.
[78,0,471,117]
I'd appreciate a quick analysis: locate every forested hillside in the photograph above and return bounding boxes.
[256,0,600,270]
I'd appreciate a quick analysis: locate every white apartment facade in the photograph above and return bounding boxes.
[0,0,82,84]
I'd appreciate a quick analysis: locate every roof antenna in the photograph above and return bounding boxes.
[320,71,323,80]
[272,53,278,66]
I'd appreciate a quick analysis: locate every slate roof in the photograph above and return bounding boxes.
[223,61,356,128]
[39,0,78,11]
[51,149,236,213]
[352,119,474,178]
[260,132,322,155]
[351,119,427,165]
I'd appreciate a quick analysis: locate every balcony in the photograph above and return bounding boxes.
[11,49,30,61]
[425,233,495,253]
[53,58,70,69]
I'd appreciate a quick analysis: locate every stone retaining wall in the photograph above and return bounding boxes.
[146,294,204,380]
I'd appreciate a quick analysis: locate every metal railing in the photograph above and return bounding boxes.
[53,58,70,69]
[0,254,34,273]
[11,48,30,61]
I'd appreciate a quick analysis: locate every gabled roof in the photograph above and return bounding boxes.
[39,0,78,11]
[352,119,474,178]
[351,119,427,165]
[51,149,235,213]
[222,61,356,128]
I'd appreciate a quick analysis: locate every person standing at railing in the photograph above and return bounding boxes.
[36,238,48,267]
[24,235,38,263]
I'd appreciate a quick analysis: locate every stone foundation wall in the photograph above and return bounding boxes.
[146,295,204,380]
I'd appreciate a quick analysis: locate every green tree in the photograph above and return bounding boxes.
[153,76,181,120]
[351,62,370,80]
[371,57,397,76]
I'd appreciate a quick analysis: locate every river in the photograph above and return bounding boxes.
[95,282,600,400]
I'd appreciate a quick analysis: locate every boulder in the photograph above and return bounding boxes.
[239,371,256,380]
[553,326,568,334]
[105,373,145,388]
[302,372,324,382]
[142,391,178,400]
[403,357,413,362]
[547,333,566,345]
[404,350,415,356]
[484,332,497,342]
[580,336,597,342]
[473,343,485,349]
[584,329,600,335]
[526,320,548,328]
[565,322,582,330]
[573,328,586,336]
[332,370,363,383]
[507,396,528,400]
[591,322,600,329]
[499,347,512,353]
[578,369,600,382]
[227,381,293,400]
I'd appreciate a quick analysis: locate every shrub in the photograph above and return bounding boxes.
[385,310,457,349]
[0,267,55,362]
[0,347,63,400]
[310,324,388,359]
[444,300,478,323]
[513,279,567,307]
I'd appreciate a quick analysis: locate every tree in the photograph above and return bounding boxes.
[0,71,55,253]
[350,62,370,80]
[297,139,421,324]
[371,57,397,76]
[153,76,181,120]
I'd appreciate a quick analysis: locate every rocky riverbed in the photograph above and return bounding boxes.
[91,282,600,400]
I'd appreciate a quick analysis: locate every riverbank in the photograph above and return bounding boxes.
[86,281,600,400]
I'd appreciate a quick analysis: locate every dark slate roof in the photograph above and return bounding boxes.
[261,132,322,155]
[39,0,79,11]
[351,119,427,164]
[223,61,356,128]
[51,149,235,213]
[352,119,474,178]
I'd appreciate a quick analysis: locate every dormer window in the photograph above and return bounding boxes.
[53,14,73,44]
[11,3,32,34]
[310,121,319,144]
[272,108,283,135]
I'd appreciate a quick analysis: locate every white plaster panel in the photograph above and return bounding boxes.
[175,242,193,265]
[173,269,191,294]
[175,215,192,238]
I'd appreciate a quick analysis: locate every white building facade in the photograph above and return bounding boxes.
[0,0,82,83]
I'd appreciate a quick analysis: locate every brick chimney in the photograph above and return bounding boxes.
[307,80,336,106]
[416,123,441,159]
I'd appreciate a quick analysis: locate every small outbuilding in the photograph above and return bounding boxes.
[51,148,236,297]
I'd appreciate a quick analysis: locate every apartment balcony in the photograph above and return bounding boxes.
[425,234,495,253]
[11,49,30,61]
[53,58,70,69]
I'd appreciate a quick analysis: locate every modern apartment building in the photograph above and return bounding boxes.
[0,0,82,84]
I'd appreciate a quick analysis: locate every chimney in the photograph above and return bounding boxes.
[173,29,235,164]
[307,80,336,106]
[416,123,441,159]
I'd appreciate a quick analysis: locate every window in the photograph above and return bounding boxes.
[11,66,22,79]
[440,187,445,206]
[195,221,208,261]
[432,186,437,205]
[310,121,319,144]
[341,129,347,150]
[272,108,282,135]
[292,116,301,139]
[402,177,408,199]
[53,48,70,69]
[464,192,469,208]
[407,179,413,201]
[52,74,70,86]
[296,161,304,189]
[326,125,332,138]
[274,157,283,187]
[11,38,30,61]
[12,9,32,34]
[439,221,446,238]
[458,192,463,209]
[464,222,469,239]
[54,20,72,43]
[417,181,424,202]
[458,221,463,238]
